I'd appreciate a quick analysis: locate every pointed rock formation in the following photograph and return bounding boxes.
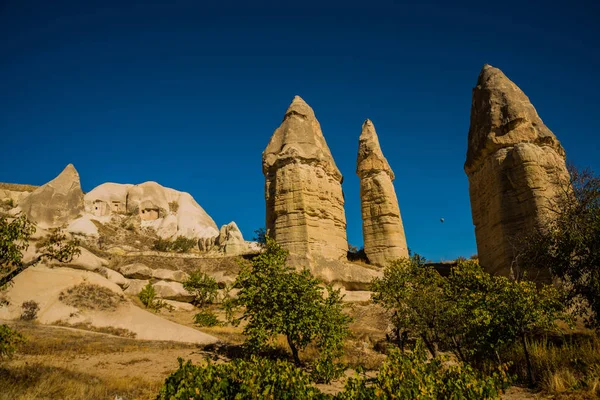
[357,120,408,266]
[465,65,570,276]
[18,164,85,228]
[263,96,348,260]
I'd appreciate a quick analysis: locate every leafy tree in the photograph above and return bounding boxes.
[226,238,351,380]
[1,214,80,360]
[372,258,567,386]
[1,214,80,288]
[371,256,450,357]
[183,271,218,308]
[518,165,600,328]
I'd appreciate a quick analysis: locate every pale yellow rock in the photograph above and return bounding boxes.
[18,164,84,229]
[119,263,154,279]
[152,269,189,283]
[263,96,348,261]
[357,120,408,266]
[465,65,570,277]
[152,281,194,302]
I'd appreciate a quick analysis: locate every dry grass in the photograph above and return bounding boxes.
[503,333,600,397]
[0,363,161,400]
[59,283,126,311]
[52,321,137,338]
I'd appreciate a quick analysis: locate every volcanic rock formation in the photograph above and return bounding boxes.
[465,64,569,276]
[262,96,348,260]
[357,120,408,266]
[18,164,85,229]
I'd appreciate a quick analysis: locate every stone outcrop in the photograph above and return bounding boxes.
[263,96,348,260]
[215,222,246,255]
[18,164,84,229]
[357,120,408,266]
[465,64,570,276]
[119,263,154,280]
[84,181,219,240]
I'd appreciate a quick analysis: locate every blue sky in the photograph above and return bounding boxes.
[1,1,598,261]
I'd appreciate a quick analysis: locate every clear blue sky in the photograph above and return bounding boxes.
[1,1,598,261]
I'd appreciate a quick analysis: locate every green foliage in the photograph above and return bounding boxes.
[183,271,218,308]
[336,341,511,400]
[138,283,168,312]
[0,324,24,359]
[372,257,567,386]
[158,356,327,400]
[253,227,267,245]
[20,300,39,321]
[153,236,197,253]
[518,165,600,328]
[193,310,220,327]
[0,214,36,273]
[226,238,351,380]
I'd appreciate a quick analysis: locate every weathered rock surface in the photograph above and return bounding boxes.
[55,247,108,272]
[263,96,348,261]
[215,222,247,255]
[104,268,130,288]
[18,164,84,229]
[357,120,408,266]
[67,216,99,237]
[152,281,193,302]
[465,64,570,276]
[119,263,154,280]
[84,181,219,240]
[124,279,149,295]
[152,268,189,283]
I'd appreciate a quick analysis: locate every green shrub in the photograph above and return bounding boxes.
[336,341,511,400]
[0,324,24,359]
[138,283,168,312]
[183,271,218,308]
[158,356,327,399]
[193,310,220,327]
[153,236,197,253]
[20,300,39,321]
[226,238,351,381]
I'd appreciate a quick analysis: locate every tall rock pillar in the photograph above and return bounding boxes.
[465,65,569,276]
[357,119,408,266]
[262,96,348,260]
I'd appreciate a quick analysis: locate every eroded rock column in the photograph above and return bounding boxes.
[262,96,348,260]
[465,64,570,276]
[357,120,408,266]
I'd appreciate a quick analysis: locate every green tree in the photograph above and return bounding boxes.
[138,282,168,312]
[226,238,351,379]
[1,214,80,359]
[183,271,218,308]
[518,165,600,328]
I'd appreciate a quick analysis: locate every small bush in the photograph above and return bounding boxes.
[153,236,197,253]
[138,283,168,312]
[20,300,40,321]
[0,324,24,359]
[158,356,326,399]
[168,201,179,213]
[193,310,220,327]
[183,271,218,308]
[59,283,125,311]
[336,341,511,400]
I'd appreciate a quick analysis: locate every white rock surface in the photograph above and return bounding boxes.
[152,269,189,283]
[124,279,150,295]
[67,216,99,237]
[152,281,194,302]
[119,263,154,279]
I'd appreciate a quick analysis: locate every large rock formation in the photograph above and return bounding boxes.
[263,96,348,261]
[84,181,219,240]
[357,119,408,266]
[18,164,84,228]
[465,64,569,276]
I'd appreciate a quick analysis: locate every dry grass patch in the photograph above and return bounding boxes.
[59,283,125,311]
[0,363,160,400]
[53,321,137,338]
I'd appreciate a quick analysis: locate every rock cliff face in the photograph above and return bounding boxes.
[357,120,408,266]
[465,64,569,276]
[84,181,219,240]
[262,96,348,260]
[18,164,84,228]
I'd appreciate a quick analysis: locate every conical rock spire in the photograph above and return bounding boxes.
[263,96,348,261]
[19,164,85,228]
[465,65,569,277]
[356,119,408,266]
